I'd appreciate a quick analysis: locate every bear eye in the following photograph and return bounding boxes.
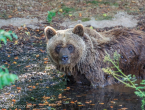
[55,46,61,53]
[68,45,74,53]
[68,46,72,50]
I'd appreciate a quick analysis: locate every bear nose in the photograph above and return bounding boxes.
[61,55,68,61]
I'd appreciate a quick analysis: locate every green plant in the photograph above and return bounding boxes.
[0,30,18,89]
[0,65,18,89]
[0,30,18,47]
[102,51,145,110]
[47,11,56,23]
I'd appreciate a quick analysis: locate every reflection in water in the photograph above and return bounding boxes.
[13,81,142,110]
[60,84,141,110]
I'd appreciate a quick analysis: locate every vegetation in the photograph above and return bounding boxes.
[0,30,18,89]
[102,51,145,110]
[61,6,75,15]
[86,0,119,6]
[47,11,56,23]
[81,18,90,22]
[47,5,75,23]
[0,65,18,89]
[0,30,18,47]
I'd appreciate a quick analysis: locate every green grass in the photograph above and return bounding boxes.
[62,6,75,15]
[86,0,118,6]
[126,7,140,15]
[81,18,90,22]
[96,15,113,20]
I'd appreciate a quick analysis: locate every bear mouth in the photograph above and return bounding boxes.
[59,59,70,65]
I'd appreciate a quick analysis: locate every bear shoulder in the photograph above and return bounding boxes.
[81,27,115,45]
[83,27,145,46]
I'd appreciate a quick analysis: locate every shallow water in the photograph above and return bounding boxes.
[12,82,143,110]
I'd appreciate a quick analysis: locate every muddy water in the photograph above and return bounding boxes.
[11,82,143,110]
[59,84,141,110]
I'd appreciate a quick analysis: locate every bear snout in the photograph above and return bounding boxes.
[59,55,70,65]
[61,55,68,61]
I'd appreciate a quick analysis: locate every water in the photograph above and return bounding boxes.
[12,83,143,110]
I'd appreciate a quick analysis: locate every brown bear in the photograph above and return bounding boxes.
[44,24,145,88]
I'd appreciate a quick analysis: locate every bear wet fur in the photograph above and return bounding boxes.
[44,24,145,88]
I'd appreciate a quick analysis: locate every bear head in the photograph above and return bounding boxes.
[44,24,87,68]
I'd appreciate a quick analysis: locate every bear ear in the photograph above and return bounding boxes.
[72,24,84,36]
[44,26,56,40]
